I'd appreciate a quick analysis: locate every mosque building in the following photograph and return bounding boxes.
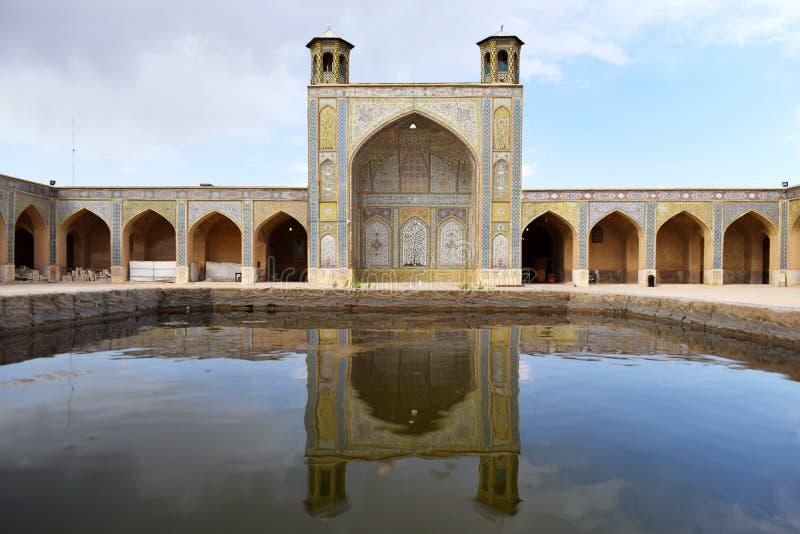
[1,28,799,286]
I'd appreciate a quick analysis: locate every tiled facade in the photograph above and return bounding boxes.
[1,29,799,286]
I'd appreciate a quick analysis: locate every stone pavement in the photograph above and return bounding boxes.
[0,281,798,310]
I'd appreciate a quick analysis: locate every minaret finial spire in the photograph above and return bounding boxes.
[500,24,504,32]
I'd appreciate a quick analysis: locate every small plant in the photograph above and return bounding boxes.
[331,280,338,288]
[458,282,470,290]
[477,282,484,290]
[351,280,362,289]
[367,282,372,290]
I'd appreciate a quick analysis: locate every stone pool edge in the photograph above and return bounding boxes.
[1,287,798,345]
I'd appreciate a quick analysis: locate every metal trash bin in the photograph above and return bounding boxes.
[647,274,655,287]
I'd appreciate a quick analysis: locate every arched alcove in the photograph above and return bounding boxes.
[588,211,643,284]
[349,334,475,435]
[58,209,111,272]
[0,213,7,266]
[14,206,48,271]
[790,214,800,285]
[521,212,575,283]
[254,212,307,282]
[188,212,242,281]
[723,211,777,284]
[350,113,477,276]
[656,212,711,284]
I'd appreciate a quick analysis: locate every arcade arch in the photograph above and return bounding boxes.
[14,206,48,271]
[0,213,7,267]
[254,212,307,282]
[350,113,477,275]
[588,211,643,284]
[655,212,710,284]
[188,212,242,281]
[723,211,777,284]
[123,210,176,265]
[790,214,800,285]
[521,212,575,283]
[58,209,110,271]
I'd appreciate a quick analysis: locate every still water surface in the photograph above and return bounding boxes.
[0,313,799,533]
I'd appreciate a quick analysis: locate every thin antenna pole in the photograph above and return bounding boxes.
[72,118,76,186]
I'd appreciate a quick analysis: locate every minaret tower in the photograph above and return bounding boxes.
[306,26,354,84]
[477,26,524,83]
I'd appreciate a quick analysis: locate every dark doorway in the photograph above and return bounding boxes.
[14,228,34,269]
[762,237,770,284]
[521,213,573,283]
[255,214,308,282]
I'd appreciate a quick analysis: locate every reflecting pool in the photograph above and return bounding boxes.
[0,313,799,533]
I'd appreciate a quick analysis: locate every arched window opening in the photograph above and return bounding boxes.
[723,212,775,284]
[338,54,347,77]
[322,52,334,72]
[498,50,508,71]
[254,213,308,282]
[521,213,574,283]
[588,212,641,284]
[656,212,708,284]
[484,52,491,74]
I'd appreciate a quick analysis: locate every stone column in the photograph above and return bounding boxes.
[0,264,14,283]
[574,203,589,287]
[110,201,125,283]
[175,200,188,284]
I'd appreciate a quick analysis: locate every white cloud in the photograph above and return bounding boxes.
[523,59,564,82]
[0,0,799,165]
[522,164,537,179]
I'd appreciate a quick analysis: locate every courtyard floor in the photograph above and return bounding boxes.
[0,281,798,311]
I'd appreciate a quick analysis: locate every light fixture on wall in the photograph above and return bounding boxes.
[782,181,789,188]
[49,180,56,186]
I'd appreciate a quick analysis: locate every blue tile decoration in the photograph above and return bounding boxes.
[723,201,779,230]
[177,201,187,266]
[646,203,656,269]
[337,98,347,267]
[578,203,588,269]
[781,201,788,270]
[7,192,14,263]
[112,201,122,265]
[49,199,56,265]
[588,202,646,230]
[57,200,112,225]
[243,201,252,266]
[511,99,522,268]
[481,98,491,268]
[187,201,242,228]
[308,99,318,268]
[713,203,723,269]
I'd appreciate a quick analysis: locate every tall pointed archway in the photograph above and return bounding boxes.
[349,113,477,282]
[656,212,711,284]
[521,212,575,283]
[58,209,111,273]
[723,211,777,284]
[122,210,177,281]
[187,212,242,281]
[14,205,48,272]
[254,212,308,282]
[588,211,643,284]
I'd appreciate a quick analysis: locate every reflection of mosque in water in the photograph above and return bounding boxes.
[303,327,521,517]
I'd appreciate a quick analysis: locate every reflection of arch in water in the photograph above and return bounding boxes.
[303,326,521,516]
[349,335,475,435]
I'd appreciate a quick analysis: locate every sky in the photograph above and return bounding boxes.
[0,0,799,190]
